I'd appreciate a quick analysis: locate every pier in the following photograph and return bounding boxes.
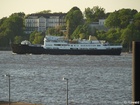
[132,41,140,104]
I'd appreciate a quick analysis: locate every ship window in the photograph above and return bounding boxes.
[46,44,52,46]
[97,45,101,46]
[54,44,61,46]
[62,44,67,46]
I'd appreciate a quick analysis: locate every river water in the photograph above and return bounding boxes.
[0,51,132,105]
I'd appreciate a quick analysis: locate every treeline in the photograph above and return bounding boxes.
[0,6,140,51]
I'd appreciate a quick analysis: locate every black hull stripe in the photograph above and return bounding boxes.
[11,44,122,55]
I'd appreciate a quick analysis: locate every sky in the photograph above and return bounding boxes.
[0,0,140,19]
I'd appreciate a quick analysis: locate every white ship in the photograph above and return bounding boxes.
[11,35,122,55]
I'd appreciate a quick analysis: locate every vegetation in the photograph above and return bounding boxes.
[46,26,66,36]
[0,12,25,46]
[65,6,84,39]
[0,6,140,51]
[103,9,140,51]
[29,31,44,44]
[84,6,106,23]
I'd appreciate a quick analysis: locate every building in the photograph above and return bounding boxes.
[25,13,66,34]
[89,19,108,31]
[90,19,105,27]
[99,19,105,26]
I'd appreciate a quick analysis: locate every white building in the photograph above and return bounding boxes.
[99,19,105,25]
[25,13,66,34]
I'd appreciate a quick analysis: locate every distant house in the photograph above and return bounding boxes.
[90,19,105,26]
[25,13,66,34]
[89,19,108,31]
[99,19,105,26]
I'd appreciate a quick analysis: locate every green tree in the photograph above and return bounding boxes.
[121,22,140,51]
[10,12,25,18]
[105,11,120,28]
[134,12,140,20]
[84,7,94,23]
[96,28,122,44]
[105,9,137,29]
[96,30,107,40]
[14,36,23,44]
[46,27,56,35]
[79,33,87,39]
[0,17,7,29]
[92,6,106,22]
[33,34,44,44]
[106,28,121,43]
[37,10,51,14]
[121,28,132,51]
[0,12,25,46]
[71,25,82,38]
[84,6,105,23]
[29,31,37,43]
[65,6,83,38]
[72,24,93,39]
[118,9,137,28]
[46,26,65,36]
[134,12,140,30]
[29,31,44,44]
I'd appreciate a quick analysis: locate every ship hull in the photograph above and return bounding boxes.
[11,44,122,55]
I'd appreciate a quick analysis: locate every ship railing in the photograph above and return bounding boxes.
[103,43,122,46]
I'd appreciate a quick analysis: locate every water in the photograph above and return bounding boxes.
[0,51,132,105]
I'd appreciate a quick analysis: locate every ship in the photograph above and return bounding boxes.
[11,35,122,55]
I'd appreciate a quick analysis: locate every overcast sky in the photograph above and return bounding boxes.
[0,0,140,19]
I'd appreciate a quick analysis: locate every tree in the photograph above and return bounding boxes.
[105,11,120,28]
[134,12,140,20]
[46,26,65,36]
[0,12,25,46]
[118,9,137,28]
[37,10,51,14]
[134,12,140,30]
[105,9,137,29]
[79,33,86,39]
[96,28,122,44]
[65,6,83,38]
[121,22,140,51]
[96,30,107,40]
[84,7,94,23]
[14,36,23,44]
[72,24,93,39]
[106,28,121,43]
[0,17,7,28]
[33,34,44,44]
[29,31,44,44]
[46,27,56,35]
[10,12,25,18]
[84,6,105,23]
[92,6,106,21]
[121,28,132,51]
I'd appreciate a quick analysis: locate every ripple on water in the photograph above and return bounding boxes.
[0,51,132,105]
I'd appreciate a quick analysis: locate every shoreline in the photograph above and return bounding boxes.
[0,47,11,51]
[0,101,41,105]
